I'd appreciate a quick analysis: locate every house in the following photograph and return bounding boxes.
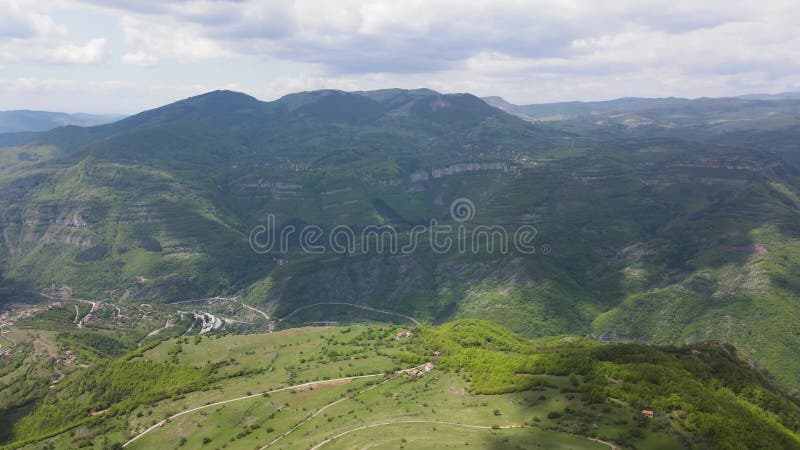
[432,350,440,357]
[407,369,424,378]
[395,330,413,340]
[56,284,73,295]
[424,362,435,372]
[641,410,654,418]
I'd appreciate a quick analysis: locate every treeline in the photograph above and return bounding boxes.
[4,338,266,447]
[8,359,206,442]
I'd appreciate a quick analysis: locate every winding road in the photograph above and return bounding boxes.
[278,302,420,325]
[76,300,99,329]
[168,296,271,320]
[308,420,619,450]
[137,318,175,347]
[121,373,385,448]
[237,299,270,320]
[118,361,616,450]
[156,295,418,329]
[36,291,99,329]
[258,366,424,449]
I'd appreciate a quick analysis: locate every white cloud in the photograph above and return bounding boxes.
[0,1,109,65]
[121,51,159,67]
[47,38,109,64]
[71,0,800,79]
[0,36,111,64]
[118,14,232,61]
[0,1,66,39]
[6,0,800,109]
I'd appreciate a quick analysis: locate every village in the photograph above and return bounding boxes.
[393,329,439,378]
[0,301,46,359]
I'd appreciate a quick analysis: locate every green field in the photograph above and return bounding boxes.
[2,320,798,449]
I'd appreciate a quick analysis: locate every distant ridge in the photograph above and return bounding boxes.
[0,110,125,134]
[736,92,800,100]
[480,93,800,122]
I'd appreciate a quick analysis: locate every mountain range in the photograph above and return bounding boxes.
[2,88,800,395]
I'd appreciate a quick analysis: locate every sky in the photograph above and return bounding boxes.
[1,0,799,114]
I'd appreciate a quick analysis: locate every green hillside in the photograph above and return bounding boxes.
[2,320,799,449]
[2,88,800,396]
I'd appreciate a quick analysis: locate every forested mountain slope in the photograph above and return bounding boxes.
[2,89,800,392]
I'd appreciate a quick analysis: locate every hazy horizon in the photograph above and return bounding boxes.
[4,87,800,117]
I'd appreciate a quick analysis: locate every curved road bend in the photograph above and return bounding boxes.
[309,420,619,450]
[122,373,385,447]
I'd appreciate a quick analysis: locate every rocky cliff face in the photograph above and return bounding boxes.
[381,161,518,186]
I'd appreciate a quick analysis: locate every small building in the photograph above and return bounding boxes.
[432,350,440,357]
[56,284,73,295]
[407,369,424,378]
[641,410,654,418]
[395,330,413,340]
[424,362,435,372]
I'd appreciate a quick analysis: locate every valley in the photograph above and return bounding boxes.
[2,88,800,448]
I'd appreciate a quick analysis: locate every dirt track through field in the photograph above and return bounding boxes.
[122,373,385,447]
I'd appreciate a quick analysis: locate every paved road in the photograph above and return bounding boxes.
[137,318,174,347]
[237,299,270,320]
[76,301,99,329]
[167,296,227,305]
[279,302,420,325]
[168,296,271,321]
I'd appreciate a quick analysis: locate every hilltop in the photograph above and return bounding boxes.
[2,319,799,449]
